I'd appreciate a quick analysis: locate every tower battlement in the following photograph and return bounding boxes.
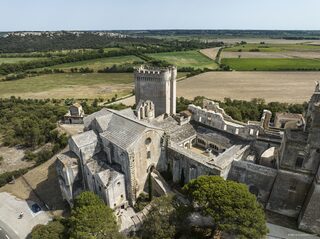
[134,65,177,117]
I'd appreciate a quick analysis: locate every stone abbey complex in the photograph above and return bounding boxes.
[56,66,320,234]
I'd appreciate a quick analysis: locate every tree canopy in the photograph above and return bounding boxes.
[31,219,68,239]
[31,192,124,239]
[140,196,176,239]
[183,176,268,239]
[69,191,124,239]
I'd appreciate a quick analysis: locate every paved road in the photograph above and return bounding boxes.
[267,223,319,239]
[0,220,19,239]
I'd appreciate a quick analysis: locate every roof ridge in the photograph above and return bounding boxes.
[104,108,163,131]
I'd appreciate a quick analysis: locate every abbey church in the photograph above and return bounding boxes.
[56,65,320,235]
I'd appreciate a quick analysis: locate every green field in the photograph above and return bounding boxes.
[224,43,320,52]
[221,58,320,71]
[39,55,144,71]
[147,50,218,69]
[0,57,48,64]
[0,71,189,99]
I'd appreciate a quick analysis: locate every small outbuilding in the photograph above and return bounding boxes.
[64,103,85,124]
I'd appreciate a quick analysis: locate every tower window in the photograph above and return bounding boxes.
[295,156,304,168]
[145,137,152,145]
[147,151,151,159]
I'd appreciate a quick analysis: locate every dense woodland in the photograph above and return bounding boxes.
[121,29,320,39]
[0,32,223,53]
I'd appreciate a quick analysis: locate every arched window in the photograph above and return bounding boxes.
[145,137,152,145]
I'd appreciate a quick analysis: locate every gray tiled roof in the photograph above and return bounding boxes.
[118,108,137,119]
[84,108,111,129]
[71,130,98,148]
[95,114,113,132]
[151,116,196,143]
[83,107,162,151]
[100,113,150,150]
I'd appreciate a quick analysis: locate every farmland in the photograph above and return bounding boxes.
[177,71,320,103]
[221,58,320,71]
[199,47,221,60]
[0,57,48,64]
[223,43,320,52]
[218,42,320,71]
[0,71,189,99]
[147,50,218,69]
[39,55,144,71]
[0,73,134,99]
[222,51,320,59]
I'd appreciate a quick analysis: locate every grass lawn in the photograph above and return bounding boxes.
[147,50,218,69]
[221,58,320,71]
[0,57,48,64]
[224,43,320,52]
[41,55,144,71]
[0,73,133,99]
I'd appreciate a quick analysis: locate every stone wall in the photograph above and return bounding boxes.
[227,160,277,205]
[266,170,313,218]
[298,180,320,234]
[188,105,261,140]
[168,144,221,185]
[134,66,177,116]
[100,135,133,204]
[131,130,164,199]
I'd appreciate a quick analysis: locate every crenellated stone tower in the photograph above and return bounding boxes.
[134,65,177,117]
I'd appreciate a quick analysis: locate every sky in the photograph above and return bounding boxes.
[1,0,320,31]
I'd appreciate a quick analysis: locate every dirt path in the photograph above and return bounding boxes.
[0,148,68,215]
[199,47,221,60]
[0,146,33,174]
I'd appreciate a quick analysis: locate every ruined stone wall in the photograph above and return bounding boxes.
[253,140,279,159]
[278,130,308,173]
[266,170,313,218]
[227,160,277,204]
[188,105,260,140]
[202,99,232,121]
[167,144,220,185]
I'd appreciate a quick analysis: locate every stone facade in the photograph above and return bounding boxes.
[64,103,85,124]
[56,68,320,235]
[134,66,177,117]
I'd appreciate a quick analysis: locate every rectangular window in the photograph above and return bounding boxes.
[147,151,151,159]
[295,157,304,168]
